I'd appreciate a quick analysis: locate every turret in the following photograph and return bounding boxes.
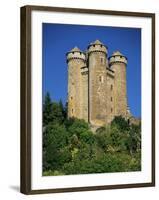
[109,51,127,66]
[66,47,86,63]
[109,51,128,117]
[66,47,87,120]
[87,40,108,126]
[87,39,108,55]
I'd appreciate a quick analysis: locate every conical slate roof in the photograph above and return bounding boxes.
[109,50,127,65]
[70,46,81,52]
[90,39,103,45]
[112,51,123,56]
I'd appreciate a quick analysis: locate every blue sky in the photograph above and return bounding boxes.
[42,23,141,117]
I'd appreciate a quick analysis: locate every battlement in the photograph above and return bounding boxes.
[66,47,86,63]
[87,40,108,55]
[109,51,127,66]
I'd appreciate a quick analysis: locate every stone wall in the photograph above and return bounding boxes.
[111,62,127,117]
[67,59,85,119]
[67,41,129,127]
[106,69,115,124]
[81,66,88,122]
[88,51,108,126]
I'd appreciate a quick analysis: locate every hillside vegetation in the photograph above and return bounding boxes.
[43,92,141,176]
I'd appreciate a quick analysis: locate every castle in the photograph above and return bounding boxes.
[66,39,132,128]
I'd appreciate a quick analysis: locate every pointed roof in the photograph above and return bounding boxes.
[109,50,127,64]
[87,39,108,50]
[94,39,103,45]
[112,51,123,56]
[90,39,103,45]
[70,46,81,52]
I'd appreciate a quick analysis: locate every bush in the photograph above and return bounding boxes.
[43,93,141,175]
[43,170,64,176]
[62,152,141,175]
[43,123,71,171]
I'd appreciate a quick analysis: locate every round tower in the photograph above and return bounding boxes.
[66,47,87,120]
[87,40,108,126]
[109,51,128,117]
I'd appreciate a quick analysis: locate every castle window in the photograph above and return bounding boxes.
[100,57,104,64]
[111,84,113,90]
[99,76,104,83]
[72,109,74,114]
[71,96,73,100]
[111,97,113,102]
[111,108,113,113]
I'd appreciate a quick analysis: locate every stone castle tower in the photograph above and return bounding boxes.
[66,39,130,127]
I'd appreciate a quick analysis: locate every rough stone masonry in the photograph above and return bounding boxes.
[66,39,133,128]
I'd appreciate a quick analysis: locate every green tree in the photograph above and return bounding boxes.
[96,124,129,153]
[64,102,68,120]
[111,116,130,132]
[43,92,53,126]
[127,124,141,155]
[52,102,64,124]
[109,124,129,152]
[95,126,111,152]
[42,102,141,175]
[66,118,90,136]
[59,99,66,122]
[43,93,66,126]
[43,123,71,171]
[62,152,140,175]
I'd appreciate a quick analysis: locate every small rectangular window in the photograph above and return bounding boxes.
[100,57,104,64]
[111,108,113,113]
[111,97,113,102]
[72,109,74,114]
[111,84,113,90]
[99,76,104,83]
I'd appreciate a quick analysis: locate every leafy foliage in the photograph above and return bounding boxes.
[43,92,53,126]
[43,123,71,171]
[43,92,141,175]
